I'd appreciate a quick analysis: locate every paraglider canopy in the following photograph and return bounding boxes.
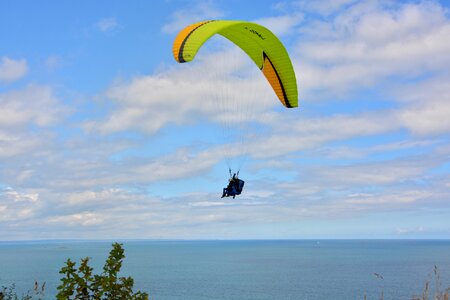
[173,20,298,108]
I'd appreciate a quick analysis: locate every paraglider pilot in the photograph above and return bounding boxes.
[221,170,244,199]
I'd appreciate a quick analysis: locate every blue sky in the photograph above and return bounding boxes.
[1,0,450,240]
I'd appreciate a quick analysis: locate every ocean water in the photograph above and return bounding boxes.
[0,240,449,300]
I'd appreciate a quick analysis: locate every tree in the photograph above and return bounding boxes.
[56,243,148,300]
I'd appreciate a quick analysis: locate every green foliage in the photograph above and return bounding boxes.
[56,243,148,300]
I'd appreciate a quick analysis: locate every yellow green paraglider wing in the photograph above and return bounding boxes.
[173,20,298,108]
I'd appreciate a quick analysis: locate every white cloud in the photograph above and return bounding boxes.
[3,187,39,203]
[396,226,425,235]
[393,76,450,135]
[85,48,274,135]
[0,56,28,82]
[190,200,269,207]
[0,141,221,191]
[0,187,40,222]
[247,111,400,159]
[162,1,224,34]
[45,55,63,71]
[308,159,427,186]
[66,188,126,206]
[399,99,450,136]
[48,211,104,226]
[294,0,360,16]
[307,139,439,161]
[0,131,42,158]
[1,153,448,239]
[369,139,440,152]
[95,17,120,33]
[297,0,450,98]
[344,190,432,205]
[271,174,450,219]
[255,15,304,36]
[0,85,69,129]
[189,201,230,207]
[132,147,221,181]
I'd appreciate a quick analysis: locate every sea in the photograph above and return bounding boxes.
[0,240,449,300]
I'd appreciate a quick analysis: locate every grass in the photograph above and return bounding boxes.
[0,282,45,300]
[411,265,450,300]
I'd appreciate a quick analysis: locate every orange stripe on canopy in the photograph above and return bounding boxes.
[173,21,210,63]
[262,53,290,107]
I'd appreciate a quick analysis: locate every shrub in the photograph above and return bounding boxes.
[56,242,148,300]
